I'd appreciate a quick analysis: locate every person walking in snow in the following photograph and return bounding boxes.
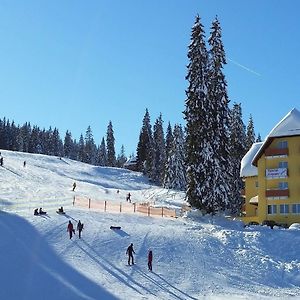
[77,220,84,239]
[72,182,76,191]
[148,250,153,271]
[67,220,75,239]
[0,156,3,167]
[126,243,135,265]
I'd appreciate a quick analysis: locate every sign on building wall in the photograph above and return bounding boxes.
[266,168,287,178]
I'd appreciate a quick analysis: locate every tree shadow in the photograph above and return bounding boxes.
[0,211,117,300]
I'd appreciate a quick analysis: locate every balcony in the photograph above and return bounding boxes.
[265,147,288,157]
[265,189,289,197]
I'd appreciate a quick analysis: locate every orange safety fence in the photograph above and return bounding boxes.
[73,196,176,218]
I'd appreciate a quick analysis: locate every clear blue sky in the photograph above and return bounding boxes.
[1,1,299,155]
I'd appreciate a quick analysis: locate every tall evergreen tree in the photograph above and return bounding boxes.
[246,114,256,150]
[183,15,210,210]
[64,130,73,158]
[136,109,154,176]
[98,137,107,166]
[78,134,85,162]
[106,121,116,167]
[204,17,232,213]
[84,126,97,164]
[152,113,166,185]
[116,144,127,168]
[165,122,173,161]
[164,124,186,190]
[229,103,247,214]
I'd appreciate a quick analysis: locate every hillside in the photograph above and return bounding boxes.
[0,149,300,300]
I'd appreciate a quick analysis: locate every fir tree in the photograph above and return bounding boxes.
[98,137,107,166]
[64,130,73,158]
[164,124,186,190]
[246,114,256,150]
[116,145,127,168]
[229,103,247,214]
[165,122,173,160]
[136,109,154,176]
[256,133,262,142]
[78,134,85,162]
[152,113,166,185]
[84,126,97,164]
[183,15,210,210]
[106,121,116,167]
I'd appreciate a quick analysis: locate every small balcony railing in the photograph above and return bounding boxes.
[265,168,288,179]
[265,148,289,157]
[265,189,289,197]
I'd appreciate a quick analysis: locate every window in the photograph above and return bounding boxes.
[255,181,259,188]
[292,204,300,214]
[267,205,277,215]
[278,182,288,190]
[278,161,288,168]
[278,141,288,149]
[280,204,289,214]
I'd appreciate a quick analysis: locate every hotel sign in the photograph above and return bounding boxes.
[266,168,287,178]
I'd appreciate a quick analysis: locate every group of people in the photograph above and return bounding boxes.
[126,243,153,271]
[67,220,84,239]
[34,207,47,215]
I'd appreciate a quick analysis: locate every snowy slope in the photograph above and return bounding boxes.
[1,149,300,300]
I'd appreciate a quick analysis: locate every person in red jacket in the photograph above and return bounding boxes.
[148,250,153,271]
[67,220,74,239]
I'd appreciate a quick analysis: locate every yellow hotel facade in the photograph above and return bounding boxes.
[240,108,300,227]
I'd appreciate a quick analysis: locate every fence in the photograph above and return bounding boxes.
[73,196,176,218]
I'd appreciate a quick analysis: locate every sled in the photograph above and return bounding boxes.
[110,226,121,230]
[56,211,66,215]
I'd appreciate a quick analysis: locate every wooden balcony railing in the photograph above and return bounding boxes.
[264,148,289,157]
[265,189,289,197]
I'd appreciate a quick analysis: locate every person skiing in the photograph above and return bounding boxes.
[126,192,131,203]
[67,220,75,239]
[126,243,135,265]
[77,220,84,239]
[72,182,76,191]
[148,250,153,271]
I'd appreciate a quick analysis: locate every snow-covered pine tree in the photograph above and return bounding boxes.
[164,124,186,190]
[64,130,73,158]
[256,133,262,142]
[152,113,167,185]
[78,134,85,162]
[246,114,256,151]
[136,109,154,176]
[106,121,116,167]
[116,144,127,168]
[228,103,247,215]
[165,122,173,161]
[183,15,211,210]
[84,126,97,164]
[97,137,107,166]
[206,16,232,213]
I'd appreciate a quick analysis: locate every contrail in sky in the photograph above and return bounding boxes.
[228,58,262,77]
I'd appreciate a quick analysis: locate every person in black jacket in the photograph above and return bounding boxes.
[77,220,84,239]
[126,243,135,265]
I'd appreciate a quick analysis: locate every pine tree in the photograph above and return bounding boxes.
[116,145,127,168]
[136,109,154,176]
[183,15,210,210]
[152,113,166,185]
[229,103,247,214]
[106,121,116,167]
[84,126,97,164]
[246,114,256,150]
[78,134,85,162]
[165,122,173,161]
[256,133,262,142]
[98,137,107,166]
[64,130,73,158]
[164,124,186,190]
[205,16,232,213]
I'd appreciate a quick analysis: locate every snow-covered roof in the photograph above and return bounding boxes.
[240,142,263,177]
[252,108,300,165]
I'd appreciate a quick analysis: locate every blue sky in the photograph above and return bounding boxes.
[1,1,299,155]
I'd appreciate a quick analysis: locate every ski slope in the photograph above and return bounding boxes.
[0,149,300,300]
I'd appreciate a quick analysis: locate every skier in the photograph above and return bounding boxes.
[34,208,39,215]
[23,161,26,167]
[72,182,77,191]
[77,220,84,239]
[67,220,75,239]
[148,250,153,271]
[126,243,135,265]
[126,192,131,203]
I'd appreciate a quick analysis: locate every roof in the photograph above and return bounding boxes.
[240,142,263,177]
[252,108,300,166]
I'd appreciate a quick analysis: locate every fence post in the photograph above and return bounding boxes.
[104,200,107,212]
[120,202,122,213]
[133,203,136,213]
[73,196,75,206]
[148,206,150,216]
[162,207,164,217]
[88,198,91,209]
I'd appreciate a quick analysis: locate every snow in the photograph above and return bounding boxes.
[1,149,300,299]
[240,142,263,177]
